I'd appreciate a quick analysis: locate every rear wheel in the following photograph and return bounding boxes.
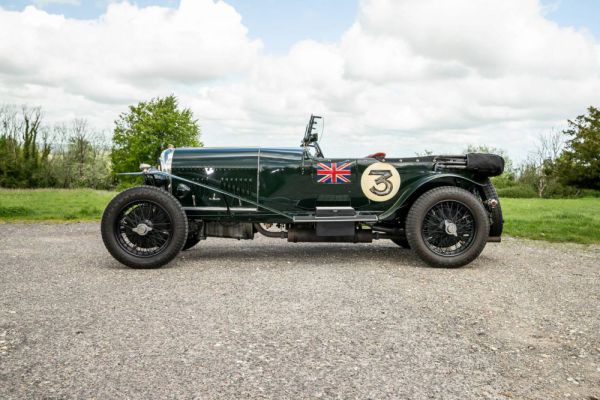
[101,186,188,268]
[406,186,489,268]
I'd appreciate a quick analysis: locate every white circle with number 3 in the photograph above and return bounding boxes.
[360,162,401,202]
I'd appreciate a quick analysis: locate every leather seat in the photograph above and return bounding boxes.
[366,152,386,159]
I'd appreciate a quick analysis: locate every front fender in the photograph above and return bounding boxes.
[378,173,485,221]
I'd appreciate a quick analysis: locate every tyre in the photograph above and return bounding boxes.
[101,186,188,268]
[391,238,411,249]
[405,186,490,268]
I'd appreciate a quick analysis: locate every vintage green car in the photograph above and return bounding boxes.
[101,116,504,269]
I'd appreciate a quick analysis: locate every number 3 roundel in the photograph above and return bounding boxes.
[360,162,401,202]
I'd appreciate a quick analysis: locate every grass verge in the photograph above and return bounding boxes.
[0,189,115,222]
[501,197,600,244]
[1,189,599,244]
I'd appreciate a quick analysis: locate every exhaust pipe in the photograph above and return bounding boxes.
[287,228,372,243]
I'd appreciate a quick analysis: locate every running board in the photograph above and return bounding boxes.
[293,215,379,223]
[293,206,378,223]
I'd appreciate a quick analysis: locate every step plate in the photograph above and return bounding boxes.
[293,215,378,223]
[315,206,356,218]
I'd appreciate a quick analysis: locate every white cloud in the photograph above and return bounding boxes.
[1,0,599,161]
[0,0,261,107]
[348,0,599,80]
[32,0,80,6]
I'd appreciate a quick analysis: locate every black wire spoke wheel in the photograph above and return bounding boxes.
[422,200,476,256]
[115,201,173,257]
[101,186,188,269]
[405,186,489,268]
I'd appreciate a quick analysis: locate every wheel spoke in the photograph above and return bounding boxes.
[421,200,476,257]
[115,200,173,257]
[148,233,161,248]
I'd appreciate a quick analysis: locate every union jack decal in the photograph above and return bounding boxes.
[316,162,352,184]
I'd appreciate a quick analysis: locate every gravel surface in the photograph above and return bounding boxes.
[0,222,599,399]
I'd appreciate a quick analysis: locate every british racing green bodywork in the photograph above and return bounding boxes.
[104,116,505,269]
[151,147,491,225]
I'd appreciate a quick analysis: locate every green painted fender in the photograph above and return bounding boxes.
[378,173,485,221]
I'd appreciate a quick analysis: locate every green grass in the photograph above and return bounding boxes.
[1,189,599,244]
[501,197,600,244]
[0,189,115,222]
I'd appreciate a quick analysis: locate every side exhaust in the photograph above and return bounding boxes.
[287,228,372,243]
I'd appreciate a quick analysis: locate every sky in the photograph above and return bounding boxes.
[0,0,599,161]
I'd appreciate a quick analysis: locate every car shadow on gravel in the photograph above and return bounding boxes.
[179,241,499,271]
[102,242,497,271]
[181,242,425,266]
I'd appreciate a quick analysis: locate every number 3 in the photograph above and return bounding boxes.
[360,162,401,202]
[369,170,393,196]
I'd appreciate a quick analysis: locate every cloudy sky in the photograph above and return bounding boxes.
[0,0,599,161]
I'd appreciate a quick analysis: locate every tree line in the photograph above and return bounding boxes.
[473,106,599,198]
[1,96,598,198]
[0,105,111,189]
[0,96,200,190]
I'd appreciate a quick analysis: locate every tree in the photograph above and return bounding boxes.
[111,95,202,175]
[69,119,92,181]
[555,106,600,190]
[519,130,564,198]
[0,105,52,188]
[0,104,113,189]
[415,149,434,156]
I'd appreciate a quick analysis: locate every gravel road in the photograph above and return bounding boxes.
[0,222,599,399]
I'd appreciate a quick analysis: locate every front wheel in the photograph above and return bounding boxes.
[101,186,188,268]
[406,186,489,268]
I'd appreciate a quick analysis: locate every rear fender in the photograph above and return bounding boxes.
[378,173,485,221]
